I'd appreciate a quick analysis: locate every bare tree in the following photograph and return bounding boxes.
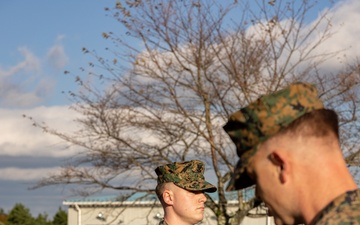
[27,0,360,224]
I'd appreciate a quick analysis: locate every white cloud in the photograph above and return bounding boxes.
[236,0,360,78]
[0,35,69,108]
[47,44,69,69]
[46,34,68,70]
[0,47,49,107]
[327,0,360,50]
[0,47,41,78]
[0,106,80,158]
[56,34,66,42]
[0,89,43,108]
[308,0,360,70]
[0,47,42,107]
[0,167,61,181]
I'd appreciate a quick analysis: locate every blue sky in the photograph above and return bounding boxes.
[1,0,360,219]
[0,0,122,217]
[0,1,118,107]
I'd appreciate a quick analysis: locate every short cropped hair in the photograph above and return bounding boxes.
[277,109,339,139]
[155,183,167,202]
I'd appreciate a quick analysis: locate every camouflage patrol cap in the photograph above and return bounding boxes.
[223,82,324,191]
[155,160,217,193]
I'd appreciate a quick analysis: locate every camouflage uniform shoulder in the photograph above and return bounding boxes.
[312,189,360,225]
[158,219,169,225]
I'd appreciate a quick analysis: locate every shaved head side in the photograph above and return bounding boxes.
[259,109,341,166]
[156,183,167,204]
[277,109,339,140]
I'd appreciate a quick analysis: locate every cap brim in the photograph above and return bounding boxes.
[226,159,255,191]
[200,181,217,193]
[177,180,217,193]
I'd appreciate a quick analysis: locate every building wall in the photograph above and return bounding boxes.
[68,204,165,225]
[67,204,274,225]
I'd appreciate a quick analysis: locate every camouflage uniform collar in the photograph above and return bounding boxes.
[158,219,169,225]
[310,189,360,225]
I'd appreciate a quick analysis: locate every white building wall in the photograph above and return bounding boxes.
[66,204,274,225]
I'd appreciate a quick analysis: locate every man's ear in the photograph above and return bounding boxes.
[162,190,174,205]
[269,151,289,184]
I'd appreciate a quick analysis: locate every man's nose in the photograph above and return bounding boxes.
[199,193,207,202]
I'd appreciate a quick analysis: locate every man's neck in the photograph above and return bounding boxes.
[300,154,357,224]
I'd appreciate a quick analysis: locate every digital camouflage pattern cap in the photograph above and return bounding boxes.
[223,83,324,191]
[155,160,217,193]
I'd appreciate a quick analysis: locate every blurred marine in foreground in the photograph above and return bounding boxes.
[223,83,360,225]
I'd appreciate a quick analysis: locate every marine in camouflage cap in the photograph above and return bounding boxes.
[155,160,217,193]
[223,82,324,191]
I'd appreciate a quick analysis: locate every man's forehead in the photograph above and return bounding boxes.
[166,182,190,194]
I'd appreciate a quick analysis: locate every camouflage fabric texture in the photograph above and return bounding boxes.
[223,82,324,191]
[311,189,360,225]
[158,219,168,225]
[155,160,217,193]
